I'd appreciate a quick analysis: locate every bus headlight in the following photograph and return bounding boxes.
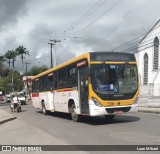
[134,96,139,104]
[92,97,103,107]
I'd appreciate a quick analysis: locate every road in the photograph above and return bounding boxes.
[0,101,160,152]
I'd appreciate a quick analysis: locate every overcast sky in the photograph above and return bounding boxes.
[0,0,160,72]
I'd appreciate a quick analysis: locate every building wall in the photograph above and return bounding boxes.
[23,76,34,92]
[135,24,160,84]
[135,20,160,96]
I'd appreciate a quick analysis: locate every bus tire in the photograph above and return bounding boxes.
[105,115,115,120]
[70,104,80,122]
[42,103,48,115]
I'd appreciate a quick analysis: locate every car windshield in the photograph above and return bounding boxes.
[91,64,138,95]
[18,93,24,97]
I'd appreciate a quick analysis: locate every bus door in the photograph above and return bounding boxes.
[78,67,89,114]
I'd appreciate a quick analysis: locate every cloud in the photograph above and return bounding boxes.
[1,0,160,72]
[0,0,31,30]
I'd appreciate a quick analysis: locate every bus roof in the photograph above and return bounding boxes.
[32,52,90,80]
[32,51,136,80]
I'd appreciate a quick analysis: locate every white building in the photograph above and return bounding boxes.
[135,19,160,96]
[23,76,34,92]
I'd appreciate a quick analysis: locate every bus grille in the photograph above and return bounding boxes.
[105,107,131,114]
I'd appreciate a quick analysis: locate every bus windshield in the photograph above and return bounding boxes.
[91,64,138,96]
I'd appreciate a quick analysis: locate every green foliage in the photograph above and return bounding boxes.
[0,45,30,94]
[0,71,23,94]
[16,45,29,62]
[27,65,48,76]
[4,50,17,69]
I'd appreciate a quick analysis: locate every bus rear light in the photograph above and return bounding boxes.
[92,97,103,107]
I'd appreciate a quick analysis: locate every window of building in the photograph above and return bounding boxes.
[144,53,148,85]
[153,36,159,70]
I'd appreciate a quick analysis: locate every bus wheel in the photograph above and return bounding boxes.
[42,103,48,115]
[105,115,115,120]
[70,104,80,122]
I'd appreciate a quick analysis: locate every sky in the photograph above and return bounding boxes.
[0,0,160,72]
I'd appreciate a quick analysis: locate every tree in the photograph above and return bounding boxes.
[11,50,17,69]
[0,55,10,78]
[4,50,12,69]
[4,50,17,69]
[27,65,48,76]
[16,45,29,62]
[0,71,23,94]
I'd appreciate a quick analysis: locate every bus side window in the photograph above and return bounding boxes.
[57,68,67,88]
[35,80,39,92]
[53,72,57,89]
[44,75,48,91]
[48,75,53,90]
[67,67,77,87]
[39,77,44,91]
[32,81,35,92]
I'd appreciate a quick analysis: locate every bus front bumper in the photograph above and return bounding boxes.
[89,100,138,116]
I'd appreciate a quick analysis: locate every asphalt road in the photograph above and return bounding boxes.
[1,100,160,153]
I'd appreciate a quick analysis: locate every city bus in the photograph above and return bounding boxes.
[32,52,139,122]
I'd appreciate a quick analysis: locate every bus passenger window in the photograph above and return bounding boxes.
[48,75,53,90]
[67,67,77,87]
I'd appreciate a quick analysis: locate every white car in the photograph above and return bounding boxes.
[18,93,26,105]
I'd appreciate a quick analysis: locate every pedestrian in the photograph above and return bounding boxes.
[11,94,19,112]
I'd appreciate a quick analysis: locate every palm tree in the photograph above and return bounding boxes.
[11,50,17,69]
[4,50,17,69]
[16,45,29,63]
[4,51,12,69]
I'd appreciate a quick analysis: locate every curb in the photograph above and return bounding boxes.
[0,116,17,125]
[138,107,160,114]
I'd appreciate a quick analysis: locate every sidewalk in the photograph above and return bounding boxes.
[138,97,160,114]
[0,109,16,125]
[0,109,87,153]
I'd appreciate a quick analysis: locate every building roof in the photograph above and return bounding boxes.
[139,19,160,44]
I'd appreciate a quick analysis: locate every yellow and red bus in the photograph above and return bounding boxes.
[32,52,139,122]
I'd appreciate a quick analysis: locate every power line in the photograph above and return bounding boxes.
[114,30,160,52]
[62,0,108,34]
[56,0,106,38]
[11,0,120,58]
[112,24,160,51]
[122,42,153,53]
[68,0,122,38]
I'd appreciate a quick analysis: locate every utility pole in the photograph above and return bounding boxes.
[48,42,55,68]
[50,39,61,67]
[23,62,31,100]
[11,71,14,92]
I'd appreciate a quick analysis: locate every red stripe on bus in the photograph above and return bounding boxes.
[57,89,74,92]
[62,89,74,92]
[32,93,39,97]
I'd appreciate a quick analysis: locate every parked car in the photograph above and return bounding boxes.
[6,95,11,103]
[0,96,4,101]
[18,92,26,105]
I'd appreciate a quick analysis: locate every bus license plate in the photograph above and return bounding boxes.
[114,110,123,114]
